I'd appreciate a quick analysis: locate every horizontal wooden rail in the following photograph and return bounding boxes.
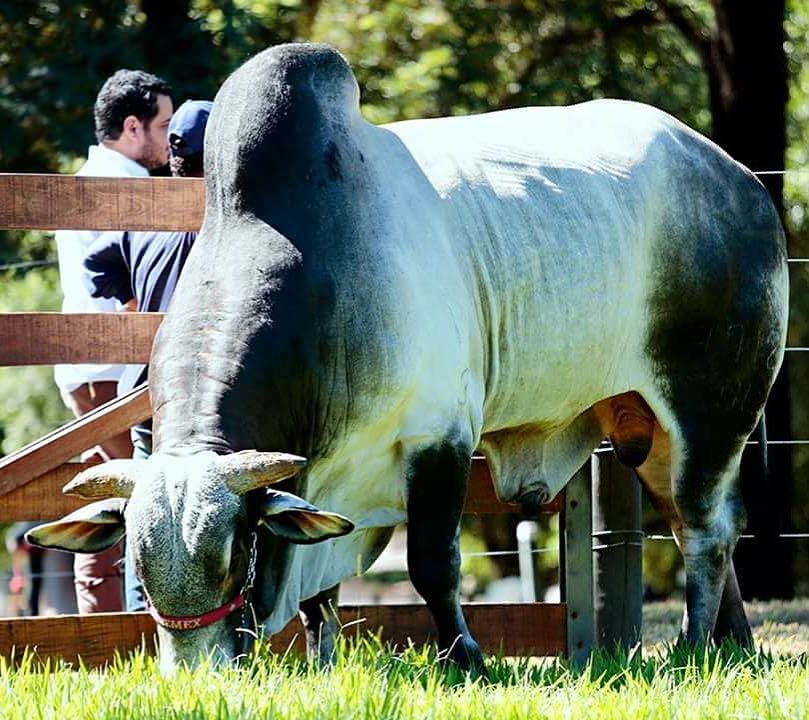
[0,385,151,496]
[0,174,204,231]
[0,463,91,521]
[0,603,566,667]
[0,312,164,365]
[0,458,562,521]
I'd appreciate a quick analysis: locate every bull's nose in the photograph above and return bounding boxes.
[158,655,181,677]
[156,625,238,674]
[158,645,234,675]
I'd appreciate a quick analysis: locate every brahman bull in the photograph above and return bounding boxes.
[28,43,788,673]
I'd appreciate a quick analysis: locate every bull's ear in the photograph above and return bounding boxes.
[258,489,354,544]
[218,451,308,495]
[24,499,126,553]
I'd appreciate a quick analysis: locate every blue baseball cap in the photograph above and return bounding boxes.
[168,100,213,158]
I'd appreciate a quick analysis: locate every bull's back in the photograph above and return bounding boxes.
[385,100,787,433]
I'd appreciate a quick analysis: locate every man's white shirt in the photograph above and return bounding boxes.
[54,145,149,392]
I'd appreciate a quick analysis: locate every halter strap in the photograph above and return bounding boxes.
[148,593,245,631]
[148,530,259,634]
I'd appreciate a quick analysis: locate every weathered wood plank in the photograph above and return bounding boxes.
[0,385,151,496]
[0,603,566,667]
[339,602,567,657]
[0,463,93,521]
[0,174,204,231]
[0,312,164,365]
[592,452,643,649]
[0,612,158,668]
[0,459,562,521]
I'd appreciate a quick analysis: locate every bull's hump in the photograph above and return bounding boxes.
[215,42,360,134]
[206,43,362,215]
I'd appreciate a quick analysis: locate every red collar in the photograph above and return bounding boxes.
[147,593,245,631]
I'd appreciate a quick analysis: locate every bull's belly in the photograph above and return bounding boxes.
[476,338,655,504]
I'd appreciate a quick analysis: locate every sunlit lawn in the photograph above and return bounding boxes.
[2,601,809,720]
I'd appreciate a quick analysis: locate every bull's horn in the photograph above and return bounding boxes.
[63,459,145,499]
[218,450,307,495]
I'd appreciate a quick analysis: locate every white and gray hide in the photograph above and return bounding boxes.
[27,42,788,674]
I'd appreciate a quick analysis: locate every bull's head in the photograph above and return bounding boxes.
[25,450,353,673]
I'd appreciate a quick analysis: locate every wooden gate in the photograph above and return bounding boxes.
[0,173,596,666]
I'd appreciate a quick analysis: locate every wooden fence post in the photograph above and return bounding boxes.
[562,460,594,665]
[592,452,643,649]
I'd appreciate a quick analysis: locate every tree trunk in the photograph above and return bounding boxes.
[139,0,191,74]
[139,0,217,101]
[706,0,793,600]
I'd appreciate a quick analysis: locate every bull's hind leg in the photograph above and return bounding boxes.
[636,420,752,646]
[405,439,484,672]
[673,430,749,646]
[712,562,753,646]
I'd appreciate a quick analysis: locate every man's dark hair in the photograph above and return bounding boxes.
[169,153,204,178]
[94,70,173,143]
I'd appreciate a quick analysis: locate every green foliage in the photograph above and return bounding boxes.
[0,266,71,453]
[0,1,141,171]
[783,3,809,590]
[0,635,808,719]
[311,1,708,128]
[0,1,711,171]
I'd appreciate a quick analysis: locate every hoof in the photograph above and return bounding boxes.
[441,635,486,677]
[519,484,551,517]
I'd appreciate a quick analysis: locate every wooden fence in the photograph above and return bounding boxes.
[0,173,598,667]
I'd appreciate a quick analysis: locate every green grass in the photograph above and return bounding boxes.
[1,637,809,719]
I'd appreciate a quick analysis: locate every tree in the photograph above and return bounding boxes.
[654,0,793,600]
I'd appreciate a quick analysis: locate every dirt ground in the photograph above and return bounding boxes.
[644,600,809,655]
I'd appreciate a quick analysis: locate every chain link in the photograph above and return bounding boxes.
[239,530,259,652]
[243,530,258,595]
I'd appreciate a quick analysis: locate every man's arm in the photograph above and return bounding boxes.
[83,231,134,306]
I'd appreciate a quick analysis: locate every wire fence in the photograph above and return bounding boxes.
[8,528,809,588]
[0,258,57,272]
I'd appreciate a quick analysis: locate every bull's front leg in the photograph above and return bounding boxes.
[299,583,340,665]
[405,440,484,673]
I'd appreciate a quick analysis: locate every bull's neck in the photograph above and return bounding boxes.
[153,398,234,455]
[150,312,277,455]
[150,316,306,457]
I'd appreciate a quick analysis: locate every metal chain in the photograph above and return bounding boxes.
[243,530,258,595]
[239,530,259,654]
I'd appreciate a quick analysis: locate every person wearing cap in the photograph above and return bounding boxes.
[54,69,174,615]
[167,99,211,177]
[81,99,212,611]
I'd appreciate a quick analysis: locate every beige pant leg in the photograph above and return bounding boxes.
[61,381,134,460]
